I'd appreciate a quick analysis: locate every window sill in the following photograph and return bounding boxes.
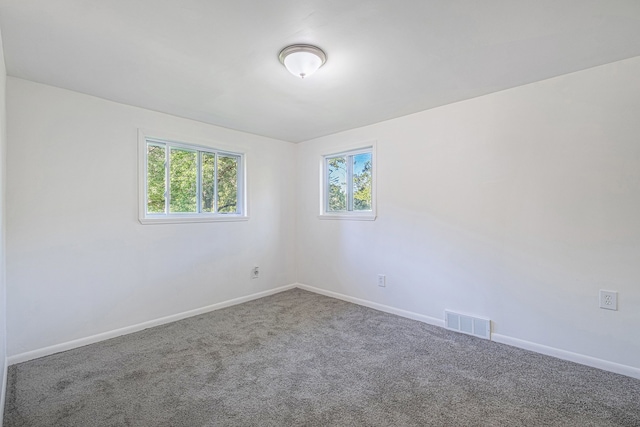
[139,215,249,225]
[318,213,376,221]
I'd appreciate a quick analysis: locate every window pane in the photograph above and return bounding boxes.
[201,152,215,213]
[169,148,197,213]
[327,156,347,211]
[146,144,166,213]
[217,155,238,213]
[352,152,372,211]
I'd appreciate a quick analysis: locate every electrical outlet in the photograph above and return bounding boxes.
[599,290,617,311]
[251,266,259,279]
[377,274,386,287]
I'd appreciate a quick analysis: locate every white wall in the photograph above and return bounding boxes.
[0,26,7,424]
[6,78,296,357]
[296,56,640,374]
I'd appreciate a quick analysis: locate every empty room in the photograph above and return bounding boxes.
[0,1,639,426]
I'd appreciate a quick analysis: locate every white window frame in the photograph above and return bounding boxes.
[138,129,248,224]
[319,143,376,221]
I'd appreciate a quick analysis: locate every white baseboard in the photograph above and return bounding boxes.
[295,283,444,328]
[296,283,640,380]
[492,334,640,380]
[8,283,640,381]
[1,356,7,426]
[8,284,297,365]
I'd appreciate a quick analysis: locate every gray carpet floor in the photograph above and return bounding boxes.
[3,288,640,426]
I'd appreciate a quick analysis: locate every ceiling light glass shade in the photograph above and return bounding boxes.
[279,44,327,79]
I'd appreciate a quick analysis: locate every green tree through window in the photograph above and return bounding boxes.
[353,153,372,211]
[169,148,197,213]
[217,156,238,213]
[144,139,242,217]
[324,148,372,214]
[328,157,347,211]
[146,144,166,213]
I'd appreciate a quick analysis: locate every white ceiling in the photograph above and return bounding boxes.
[1,1,640,143]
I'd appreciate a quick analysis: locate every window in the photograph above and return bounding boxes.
[321,145,375,220]
[139,131,246,223]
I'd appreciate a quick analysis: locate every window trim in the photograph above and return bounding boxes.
[319,143,376,221]
[138,129,248,224]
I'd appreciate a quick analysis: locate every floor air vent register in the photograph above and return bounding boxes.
[445,310,491,340]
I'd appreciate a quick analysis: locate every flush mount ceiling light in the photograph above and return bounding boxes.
[279,44,327,79]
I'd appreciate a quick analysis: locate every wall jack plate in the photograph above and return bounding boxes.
[599,290,618,311]
[251,266,260,279]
